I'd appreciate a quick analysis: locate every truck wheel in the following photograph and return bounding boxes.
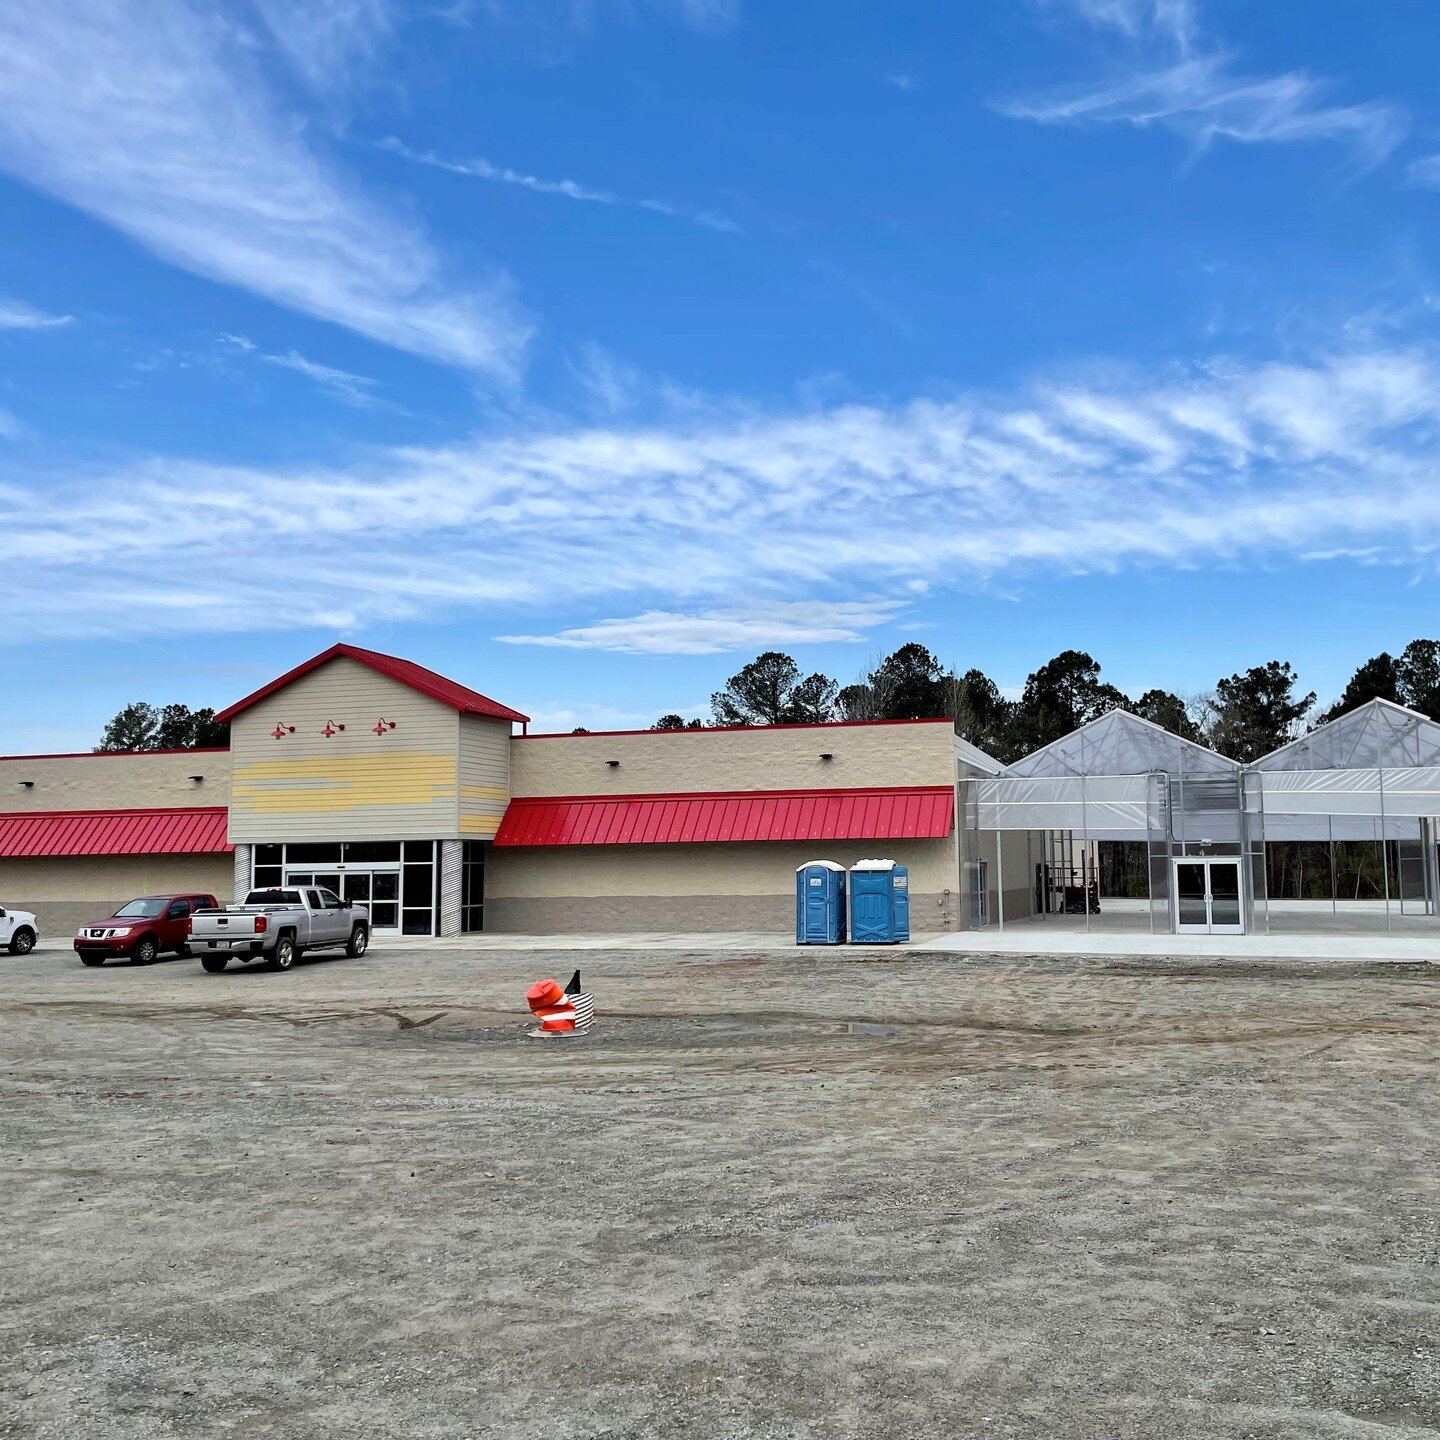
[345,924,369,958]
[269,935,296,971]
[133,936,159,966]
[200,955,228,974]
[8,927,36,955]
[80,953,105,967]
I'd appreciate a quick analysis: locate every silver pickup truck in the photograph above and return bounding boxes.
[189,887,370,973]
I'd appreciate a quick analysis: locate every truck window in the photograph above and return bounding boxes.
[318,889,344,909]
[166,899,189,919]
[307,890,324,910]
[246,890,302,906]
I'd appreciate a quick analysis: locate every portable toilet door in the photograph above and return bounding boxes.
[849,859,908,944]
[796,861,846,945]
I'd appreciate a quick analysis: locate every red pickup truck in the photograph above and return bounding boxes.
[74,893,218,966]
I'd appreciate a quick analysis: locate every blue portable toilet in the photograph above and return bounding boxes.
[849,859,910,944]
[796,860,847,945]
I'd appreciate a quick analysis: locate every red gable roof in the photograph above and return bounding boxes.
[0,808,232,858]
[213,643,528,726]
[493,786,954,847]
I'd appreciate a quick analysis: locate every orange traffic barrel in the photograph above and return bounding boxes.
[526,978,565,1012]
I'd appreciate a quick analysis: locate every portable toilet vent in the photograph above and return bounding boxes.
[848,859,910,944]
[796,860,847,945]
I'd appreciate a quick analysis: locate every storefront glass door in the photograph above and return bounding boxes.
[1173,858,1245,935]
[285,866,401,935]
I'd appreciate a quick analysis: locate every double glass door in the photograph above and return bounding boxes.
[284,867,400,934]
[1173,858,1245,935]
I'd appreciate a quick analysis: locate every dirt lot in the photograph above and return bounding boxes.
[3,944,1439,1439]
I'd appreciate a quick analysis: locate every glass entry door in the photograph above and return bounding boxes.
[284,867,401,935]
[1173,859,1245,935]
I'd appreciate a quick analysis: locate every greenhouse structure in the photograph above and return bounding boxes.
[960,699,1440,937]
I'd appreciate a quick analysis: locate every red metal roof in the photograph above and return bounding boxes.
[0,808,232,859]
[493,786,954,847]
[213,643,529,726]
[518,717,956,739]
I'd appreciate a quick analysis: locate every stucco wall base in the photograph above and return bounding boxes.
[0,854,235,938]
[485,890,955,936]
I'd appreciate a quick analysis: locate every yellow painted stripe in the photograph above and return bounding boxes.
[459,813,501,835]
[233,753,456,814]
[460,784,509,801]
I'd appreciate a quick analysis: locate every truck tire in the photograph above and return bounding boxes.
[8,926,36,955]
[269,934,296,971]
[133,936,159,966]
[345,924,369,958]
[200,954,228,974]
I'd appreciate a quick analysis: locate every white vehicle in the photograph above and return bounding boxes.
[189,887,370,973]
[1,904,38,955]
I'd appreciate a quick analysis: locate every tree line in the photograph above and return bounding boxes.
[651,638,1440,765]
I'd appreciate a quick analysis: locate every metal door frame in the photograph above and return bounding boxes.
[1172,857,1246,935]
[284,864,401,935]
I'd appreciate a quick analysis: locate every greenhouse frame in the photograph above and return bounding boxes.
[960,699,1440,937]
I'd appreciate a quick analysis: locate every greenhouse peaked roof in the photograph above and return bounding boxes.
[1004,709,1240,779]
[1253,698,1440,771]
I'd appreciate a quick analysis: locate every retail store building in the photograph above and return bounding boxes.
[0,644,989,936]
[6,643,1438,943]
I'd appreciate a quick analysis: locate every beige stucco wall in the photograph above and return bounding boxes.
[485,838,957,934]
[0,854,236,934]
[509,720,957,798]
[227,656,472,843]
[0,750,231,813]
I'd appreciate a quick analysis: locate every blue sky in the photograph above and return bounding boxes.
[4,0,1440,749]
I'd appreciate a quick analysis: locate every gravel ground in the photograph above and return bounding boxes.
[3,943,1440,1439]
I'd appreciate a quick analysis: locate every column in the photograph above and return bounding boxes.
[439,838,463,938]
[231,843,252,900]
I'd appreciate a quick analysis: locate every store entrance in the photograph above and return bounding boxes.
[285,866,400,934]
[1173,858,1245,936]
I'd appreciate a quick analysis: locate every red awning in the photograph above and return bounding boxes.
[0,807,232,859]
[493,786,954,847]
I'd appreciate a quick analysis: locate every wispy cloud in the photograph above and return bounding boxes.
[0,408,23,440]
[1406,155,1440,189]
[0,0,528,373]
[499,600,908,654]
[1054,0,1196,50]
[217,333,382,406]
[251,0,393,95]
[882,73,915,91]
[1006,3,1404,168]
[0,298,73,330]
[1004,56,1404,165]
[379,137,738,232]
[6,346,1440,643]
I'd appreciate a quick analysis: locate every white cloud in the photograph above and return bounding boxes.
[263,349,380,405]
[0,0,528,372]
[1407,155,1440,189]
[252,0,393,94]
[0,298,73,330]
[883,73,915,91]
[6,345,1440,644]
[498,600,908,654]
[1054,0,1196,49]
[1002,55,1404,166]
[1008,2,1403,168]
[0,409,23,440]
[379,137,738,232]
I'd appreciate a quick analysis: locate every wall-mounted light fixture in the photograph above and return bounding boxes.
[187,774,205,785]
[321,720,346,738]
[271,723,295,739]
[372,717,398,735]
[18,779,33,788]
[818,752,834,762]
[606,759,621,768]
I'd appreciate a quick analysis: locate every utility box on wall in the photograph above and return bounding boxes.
[796,860,847,944]
[849,859,909,944]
